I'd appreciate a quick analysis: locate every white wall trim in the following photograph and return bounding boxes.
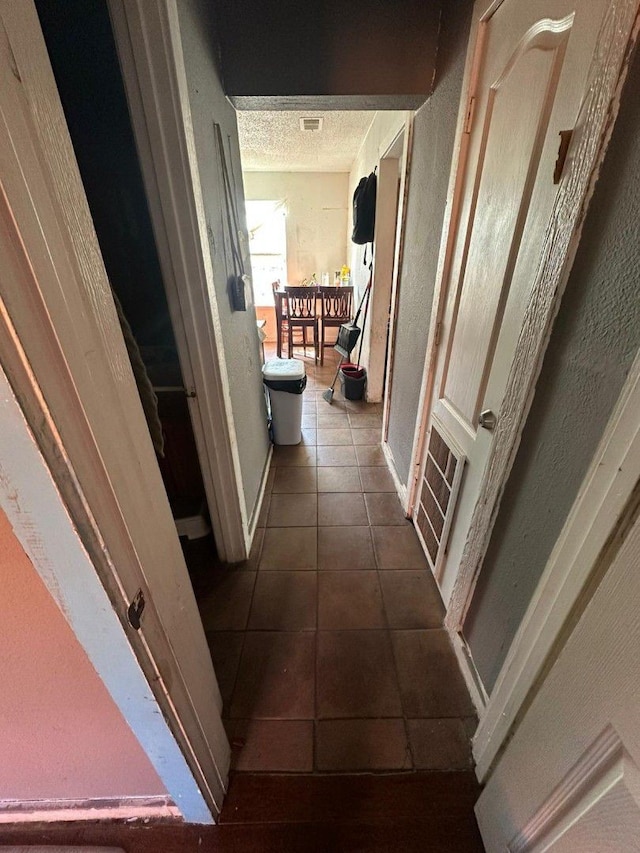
[448,627,489,716]
[382,440,408,510]
[474,350,640,781]
[248,444,273,539]
[405,4,487,520]
[0,367,212,824]
[108,0,249,561]
[382,114,414,490]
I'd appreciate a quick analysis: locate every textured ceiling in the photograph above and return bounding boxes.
[237,110,376,172]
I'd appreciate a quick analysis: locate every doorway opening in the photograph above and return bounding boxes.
[36,0,215,556]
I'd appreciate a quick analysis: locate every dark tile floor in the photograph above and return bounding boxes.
[192,346,477,774]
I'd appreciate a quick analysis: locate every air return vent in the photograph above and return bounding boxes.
[415,424,465,579]
[300,117,323,132]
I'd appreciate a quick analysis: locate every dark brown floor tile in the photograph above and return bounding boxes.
[317,631,402,718]
[354,444,387,466]
[379,571,445,629]
[318,526,376,569]
[351,428,382,445]
[317,466,362,493]
[371,525,428,569]
[349,413,383,429]
[205,631,244,711]
[364,492,409,526]
[359,466,396,492]
[318,572,385,629]
[260,527,317,570]
[317,493,369,527]
[316,719,411,771]
[272,466,317,494]
[391,630,475,718]
[316,445,358,467]
[198,570,256,631]
[407,718,473,770]
[222,771,482,826]
[248,572,317,630]
[226,719,314,772]
[230,632,315,719]
[316,428,353,446]
[272,445,316,466]
[267,493,317,527]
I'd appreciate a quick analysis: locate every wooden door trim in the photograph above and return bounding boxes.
[474,350,640,781]
[0,0,228,820]
[381,113,413,466]
[446,0,640,630]
[108,0,250,562]
[406,2,490,518]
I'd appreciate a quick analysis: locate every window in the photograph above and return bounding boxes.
[245,200,287,306]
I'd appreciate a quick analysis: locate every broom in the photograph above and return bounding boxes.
[322,274,372,404]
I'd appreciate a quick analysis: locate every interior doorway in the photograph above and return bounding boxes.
[36,0,214,550]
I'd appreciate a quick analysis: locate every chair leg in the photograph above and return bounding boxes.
[320,323,324,366]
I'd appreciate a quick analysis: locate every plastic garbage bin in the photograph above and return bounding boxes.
[262,358,307,445]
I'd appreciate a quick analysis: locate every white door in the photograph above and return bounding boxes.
[476,506,640,851]
[414,0,615,602]
[0,0,228,817]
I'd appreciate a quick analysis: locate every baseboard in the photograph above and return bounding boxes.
[381,441,408,512]
[447,624,488,719]
[0,795,180,824]
[247,443,273,548]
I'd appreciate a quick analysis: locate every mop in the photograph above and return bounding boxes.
[322,275,372,404]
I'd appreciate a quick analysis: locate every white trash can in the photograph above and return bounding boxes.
[262,358,307,445]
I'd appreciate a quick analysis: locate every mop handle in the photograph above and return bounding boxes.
[355,279,373,370]
[351,272,373,327]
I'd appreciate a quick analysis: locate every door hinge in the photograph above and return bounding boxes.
[185,387,197,398]
[127,588,146,631]
[554,129,573,184]
[464,97,476,134]
[434,320,443,348]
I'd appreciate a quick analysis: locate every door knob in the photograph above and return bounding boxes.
[478,409,497,430]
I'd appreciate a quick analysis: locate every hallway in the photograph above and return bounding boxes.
[189,346,477,774]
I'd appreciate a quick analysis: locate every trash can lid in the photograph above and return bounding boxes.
[262,358,306,381]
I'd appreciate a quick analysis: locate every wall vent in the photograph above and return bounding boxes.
[299,117,323,132]
[415,423,465,579]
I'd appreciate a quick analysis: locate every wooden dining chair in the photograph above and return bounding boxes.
[284,286,319,363]
[318,286,353,365]
[272,280,289,358]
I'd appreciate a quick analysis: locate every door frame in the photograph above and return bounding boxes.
[473,350,640,781]
[406,0,640,631]
[381,115,414,495]
[108,0,251,562]
[0,0,228,820]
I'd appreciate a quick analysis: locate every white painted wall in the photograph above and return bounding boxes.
[243,171,350,290]
[347,111,407,390]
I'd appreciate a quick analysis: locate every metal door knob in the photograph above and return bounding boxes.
[478,409,497,430]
